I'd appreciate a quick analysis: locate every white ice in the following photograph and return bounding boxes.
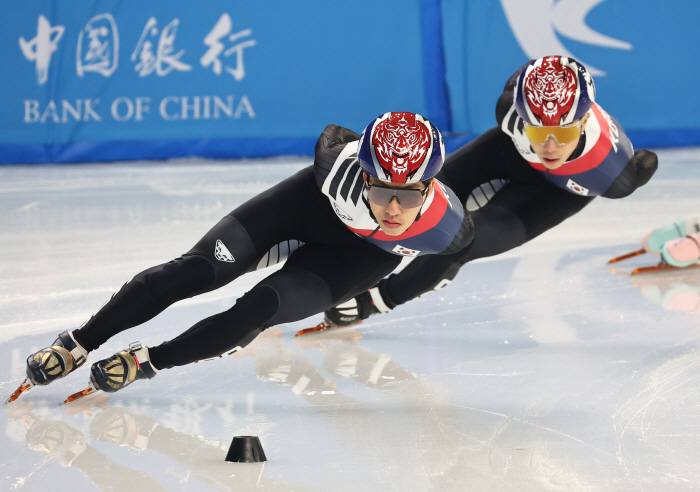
[2,150,700,491]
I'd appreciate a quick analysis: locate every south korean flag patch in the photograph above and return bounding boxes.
[566,179,589,196]
[392,244,420,257]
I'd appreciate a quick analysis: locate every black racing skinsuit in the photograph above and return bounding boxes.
[73,126,473,370]
[74,165,403,369]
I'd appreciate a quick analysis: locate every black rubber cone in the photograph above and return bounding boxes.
[225,436,267,463]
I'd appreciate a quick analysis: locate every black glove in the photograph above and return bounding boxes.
[324,289,384,327]
[602,149,658,199]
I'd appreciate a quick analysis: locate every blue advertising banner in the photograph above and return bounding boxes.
[1,1,698,164]
[442,0,700,148]
[0,0,431,163]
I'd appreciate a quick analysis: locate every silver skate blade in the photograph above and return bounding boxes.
[5,378,35,406]
[62,382,99,405]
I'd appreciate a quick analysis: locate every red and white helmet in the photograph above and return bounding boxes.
[514,56,596,127]
[358,112,445,184]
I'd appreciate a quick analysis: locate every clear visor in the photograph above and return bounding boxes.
[524,121,582,146]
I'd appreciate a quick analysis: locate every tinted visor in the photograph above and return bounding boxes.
[366,184,427,209]
[524,123,581,145]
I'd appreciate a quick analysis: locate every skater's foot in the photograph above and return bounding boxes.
[8,331,89,404]
[643,221,686,255]
[26,331,89,386]
[89,342,158,394]
[662,234,700,268]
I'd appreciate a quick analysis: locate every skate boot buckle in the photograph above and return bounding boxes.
[128,341,143,352]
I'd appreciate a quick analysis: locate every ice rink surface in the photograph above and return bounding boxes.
[2,149,700,491]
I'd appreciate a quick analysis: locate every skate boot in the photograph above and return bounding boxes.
[643,222,686,256]
[27,331,89,386]
[64,342,158,403]
[611,213,700,265]
[643,213,700,255]
[90,342,158,394]
[662,234,700,268]
[6,331,89,405]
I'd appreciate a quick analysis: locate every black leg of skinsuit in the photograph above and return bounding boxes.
[379,127,594,306]
[74,166,401,370]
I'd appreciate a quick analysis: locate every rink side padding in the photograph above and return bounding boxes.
[4,130,698,165]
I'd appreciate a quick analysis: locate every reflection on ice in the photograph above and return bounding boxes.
[7,394,293,492]
[628,268,700,312]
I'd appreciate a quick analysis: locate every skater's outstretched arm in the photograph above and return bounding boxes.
[602,149,658,199]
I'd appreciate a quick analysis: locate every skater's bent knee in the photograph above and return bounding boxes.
[258,267,333,326]
[228,285,281,331]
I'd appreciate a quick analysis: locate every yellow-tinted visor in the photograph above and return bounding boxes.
[524,123,581,146]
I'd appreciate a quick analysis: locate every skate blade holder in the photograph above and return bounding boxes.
[5,379,34,406]
[608,248,646,264]
[225,436,267,463]
[61,390,110,415]
[63,383,98,404]
[295,321,363,337]
[129,341,143,352]
[631,261,700,275]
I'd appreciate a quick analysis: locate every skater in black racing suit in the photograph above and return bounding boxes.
[325,56,658,326]
[12,112,473,401]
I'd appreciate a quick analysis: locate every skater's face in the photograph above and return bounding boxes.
[365,175,432,236]
[527,113,590,170]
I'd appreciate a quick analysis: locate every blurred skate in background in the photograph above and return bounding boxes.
[609,212,700,275]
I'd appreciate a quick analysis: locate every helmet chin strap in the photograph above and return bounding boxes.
[361,185,378,224]
[413,180,433,223]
